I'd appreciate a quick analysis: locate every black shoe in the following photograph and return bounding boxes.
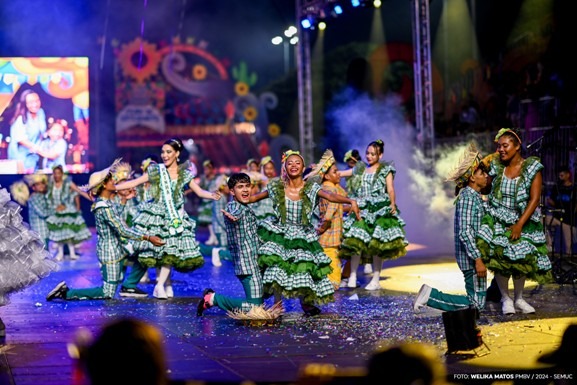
[119,286,148,298]
[46,281,69,301]
[196,288,215,317]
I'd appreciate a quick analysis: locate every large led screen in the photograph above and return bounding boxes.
[0,57,89,174]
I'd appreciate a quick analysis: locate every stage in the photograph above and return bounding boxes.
[0,229,576,385]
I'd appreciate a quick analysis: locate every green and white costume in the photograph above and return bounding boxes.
[130,163,204,271]
[477,156,552,283]
[197,175,218,226]
[339,162,408,263]
[257,178,334,305]
[45,178,91,244]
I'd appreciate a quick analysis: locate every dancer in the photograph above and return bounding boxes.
[341,148,372,279]
[46,161,163,301]
[10,172,51,249]
[197,173,264,316]
[197,159,219,245]
[114,138,221,299]
[0,184,57,336]
[338,139,408,290]
[260,155,277,180]
[245,158,260,173]
[250,150,360,315]
[477,128,552,315]
[45,165,92,261]
[414,143,488,313]
[309,150,348,290]
[247,170,274,223]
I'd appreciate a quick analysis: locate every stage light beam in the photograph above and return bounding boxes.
[271,36,283,45]
[318,21,327,30]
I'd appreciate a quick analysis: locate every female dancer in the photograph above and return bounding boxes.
[477,128,552,314]
[114,138,221,299]
[197,160,219,245]
[338,139,408,291]
[250,150,360,315]
[45,165,92,260]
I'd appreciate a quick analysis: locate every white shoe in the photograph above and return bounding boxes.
[165,285,174,298]
[502,298,516,315]
[347,276,357,288]
[153,284,167,300]
[364,280,381,291]
[414,284,432,312]
[363,264,373,275]
[211,248,222,267]
[514,298,535,314]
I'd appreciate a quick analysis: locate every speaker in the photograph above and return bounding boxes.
[442,307,482,353]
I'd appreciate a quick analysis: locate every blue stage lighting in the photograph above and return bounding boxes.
[301,18,312,29]
[334,5,343,14]
[351,0,360,7]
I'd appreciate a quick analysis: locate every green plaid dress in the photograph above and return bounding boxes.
[339,162,408,263]
[477,156,552,283]
[258,179,334,305]
[45,179,91,244]
[197,175,218,225]
[129,163,204,271]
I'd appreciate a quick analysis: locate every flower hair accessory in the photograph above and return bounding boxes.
[111,162,132,183]
[343,150,355,163]
[141,158,156,172]
[494,128,521,143]
[281,150,303,164]
[260,156,273,167]
[445,143,482,188]
[375,139,384,145]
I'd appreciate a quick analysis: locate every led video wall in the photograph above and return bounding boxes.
[0,57,89,174]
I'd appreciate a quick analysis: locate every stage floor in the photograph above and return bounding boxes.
[0,229,576,385]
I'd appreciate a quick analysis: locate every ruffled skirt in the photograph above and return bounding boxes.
[46,206,91,244]
[257,219,334,305]
[0,189,57,305]
[130,201,204,272]
[339,196,408,263]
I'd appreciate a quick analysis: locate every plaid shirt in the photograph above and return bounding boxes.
[318,181,346,248]
[224,200,260,276]
[454,186,485,271]
[27,192,50,241]
[92,197,144,264]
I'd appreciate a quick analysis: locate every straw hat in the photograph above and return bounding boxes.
[304,149,335,181]
[80,158,122,192]
[445,143,482,188]
[111,162,132,183]
[23,172,48,187]
[538,324,577,368]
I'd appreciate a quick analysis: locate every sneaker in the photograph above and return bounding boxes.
[363,263,373,275]
[364,280,381,291]
[413,284,432,312]
[211,248,222,267]
[196,288,215,316]
[153,284,167,300]
[119,286,148,298]
[514,298,535,314]
[47,281,69,301]
[165,285,174,298]
[502,298,516,315]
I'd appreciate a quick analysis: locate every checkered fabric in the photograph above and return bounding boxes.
[477,157,552,279]
[318,182,346,248]
[130,164,204,271]
[45,181,91,244]
[454,186,485,271]
[340,163,408,262]
[212,193,229,246]
[197,175,219,225]
[224,200,260,275]
[258,181,335,304]
[27,193,50,243]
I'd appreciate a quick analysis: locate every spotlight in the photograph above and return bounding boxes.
[373,0,381,7]
[271,36,283,45]
[301,17,312,29]
[333,5,343,14]
[351,0,360,7]
[290,36,299,45]
[284,26,297,38]
[318,21,327,30]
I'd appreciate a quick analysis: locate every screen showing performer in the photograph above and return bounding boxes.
[0,57,90,174]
